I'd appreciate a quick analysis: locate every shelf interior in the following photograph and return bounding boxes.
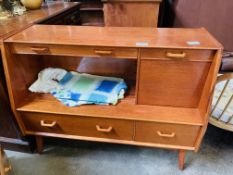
[11,54,203,126]
[17,89,203,126]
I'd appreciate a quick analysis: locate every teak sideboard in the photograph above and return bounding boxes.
[2,25,222,170]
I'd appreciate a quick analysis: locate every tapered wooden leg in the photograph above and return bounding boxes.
[0,146,5,175]
[178,150,186,170]
[0,146,11,175]
[35,136,43,154]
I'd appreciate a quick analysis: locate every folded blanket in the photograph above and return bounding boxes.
[51,72,127,107]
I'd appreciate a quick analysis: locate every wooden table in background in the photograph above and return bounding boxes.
[0,1,80,152]
[102,0,162,27]
[0,2,79,43]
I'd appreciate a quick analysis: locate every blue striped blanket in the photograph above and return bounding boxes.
[51,72,127,107]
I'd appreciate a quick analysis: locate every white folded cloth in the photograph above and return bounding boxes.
[29,68,67,93]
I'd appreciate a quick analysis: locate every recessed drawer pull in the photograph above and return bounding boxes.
[157,131,176,138]
[94,50,113,55]
[31,47,49,53]
[4,165,11,173]
[166,52,186,59]
[40,120,56,127]
[96,125,113,133]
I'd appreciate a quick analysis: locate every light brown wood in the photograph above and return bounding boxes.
[35,135,43,154]
[0,147,11,175]
[30,47,50,54]
[0,2,81,151]
[42,56,137,81]
[179,150,186,170]
[0,146,4,175]
[11,43,138,59]
[5,26,222,50]
[21,112,134,141]
[17,93,203,126]
[0,75,8,103]
[0,2,79,41]
[1,25,223,169]
[195,50,223,151]
[137,59,211,107]
[140,48,215,61]
[135,122,200,147]
[96,125,113,133]
[40,120,57,128]
[103,1,160,27]
[1,44,29,134]
[26,131,196,151]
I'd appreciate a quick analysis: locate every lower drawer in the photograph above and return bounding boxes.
[21,112,134,141]
[135,122,200,147]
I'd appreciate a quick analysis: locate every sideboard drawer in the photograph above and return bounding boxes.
[11,43,138,59]
[21,112,134,141]
[135,122,200,147]
[140,48,214,61]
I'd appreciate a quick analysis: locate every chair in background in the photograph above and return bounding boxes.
[210,73,233,132]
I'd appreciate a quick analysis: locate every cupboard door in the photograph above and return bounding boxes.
[137,57,211,107]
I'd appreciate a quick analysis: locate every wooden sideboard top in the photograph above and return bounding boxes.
[5,25,222,50]
[0,2,79,41]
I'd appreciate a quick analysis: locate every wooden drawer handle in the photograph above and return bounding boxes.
[166,52,186,59]
[31,47,49,53]
[96,125,113,133]
[5,165,11,173]
[94,50,113,55]
[40,120,56,127]
[157,131,176,138]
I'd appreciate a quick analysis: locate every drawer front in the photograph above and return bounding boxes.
[141,48,214,61]
[11,43,138,59]
[135,122,200,147]
[21,112,134,141]
[137,59,211,107]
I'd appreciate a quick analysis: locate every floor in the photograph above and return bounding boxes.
[5,125,233,175]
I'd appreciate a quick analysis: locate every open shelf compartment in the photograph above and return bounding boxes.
[16,92,203,126]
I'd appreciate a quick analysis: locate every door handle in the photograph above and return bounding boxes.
[31,47,49,53]
[40,120,56,128]
[94,50,113,55]
[157,131,176,138]
[166,52,186,59]
[96,125,113,133]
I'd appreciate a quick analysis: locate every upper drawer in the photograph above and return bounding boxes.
[21,112,134,141]
[140,48,215,61]
[10,43,138,59]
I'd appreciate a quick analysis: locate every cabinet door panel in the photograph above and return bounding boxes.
[137,59,211,107]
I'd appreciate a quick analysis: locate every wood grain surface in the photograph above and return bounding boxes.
[5,25,222,50]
